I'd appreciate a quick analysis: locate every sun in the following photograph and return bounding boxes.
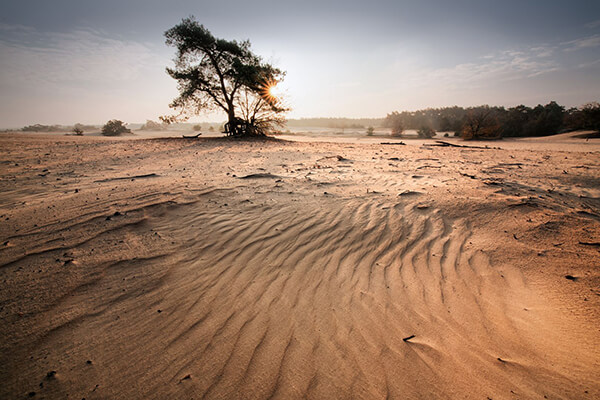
[261,79,280,105]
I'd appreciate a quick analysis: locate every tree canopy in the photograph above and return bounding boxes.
[163,17,287,136]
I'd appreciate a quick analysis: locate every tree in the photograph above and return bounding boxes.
[366,126,374,136]
[235,88,286,135]
[500,104,530,137]
[102,120,131,136]
[461,107,501,140]
[579,102,600,132]
[163,17,288,136]
[73,126,84,135]
[522,101,564,137]
[385,111,404,137]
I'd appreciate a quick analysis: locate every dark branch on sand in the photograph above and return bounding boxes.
[94,173,159,182]
[424,141,500,149]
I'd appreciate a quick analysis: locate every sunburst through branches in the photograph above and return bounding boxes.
[260,79,282,107]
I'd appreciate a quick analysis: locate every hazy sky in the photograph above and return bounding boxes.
[1,0,599,127]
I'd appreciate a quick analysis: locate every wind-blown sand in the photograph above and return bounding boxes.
[1,133,599,399]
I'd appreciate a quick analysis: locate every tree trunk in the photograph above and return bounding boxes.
[227,110,237,136]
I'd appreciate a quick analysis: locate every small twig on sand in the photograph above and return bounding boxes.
[380,142,406,145]
[399,190,422,196]
[496,163,523,167]
[182,133,202,138]
[94,173,159,182]
[577,210,600,219]
[402,335,416,342]
[508,199,538,207]
[579,241,600,247]
[424,141,500,149]
[238,173,282,179]
[317,155,349,162]
[459,172,477,179]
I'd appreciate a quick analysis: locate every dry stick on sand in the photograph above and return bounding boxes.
[579,241,600,246]
[317,155,348,162]
[238,173,282,179]
[459,172,478,179]
[94,173,159,182]
[424,141,500,150]
[182,133,202,138]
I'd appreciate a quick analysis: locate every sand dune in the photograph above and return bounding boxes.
[1,133,599,399]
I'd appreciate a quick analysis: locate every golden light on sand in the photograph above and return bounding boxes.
[2,132,600,399]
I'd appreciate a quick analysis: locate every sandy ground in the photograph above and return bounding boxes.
[0,132,599,399]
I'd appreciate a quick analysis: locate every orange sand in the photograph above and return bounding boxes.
[1,133,599,399]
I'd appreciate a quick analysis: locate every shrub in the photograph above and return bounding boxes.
[366,126,374,136]
[417,126,435,138]
[102,120,131,136]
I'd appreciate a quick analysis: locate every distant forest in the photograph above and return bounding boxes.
[19,123,97,132]
[286,101,600,139]
[384,101,600,139]
[16,101,599,139]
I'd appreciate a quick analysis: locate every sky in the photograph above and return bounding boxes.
[0,0,599,127]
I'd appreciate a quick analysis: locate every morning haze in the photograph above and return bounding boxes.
[1,2,600,400]
[0,0,599,127]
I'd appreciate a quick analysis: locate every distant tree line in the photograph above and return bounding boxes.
[21,123,97,132]
[385,101,600,139]
[139,120,169,131]
[21,124,65,132]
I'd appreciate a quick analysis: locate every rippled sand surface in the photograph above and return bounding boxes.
[1,133,599,399]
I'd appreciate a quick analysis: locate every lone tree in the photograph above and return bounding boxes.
[72,124,84,136]
[163,17,287,136]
